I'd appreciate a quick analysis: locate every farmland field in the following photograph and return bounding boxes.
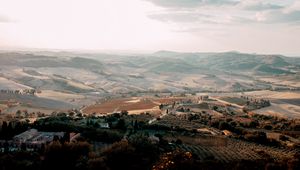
[169,137,298,162]
[83,97,159,114]
[279,99,300,106]
[83,96,195,114]
[219,97,248,106]
[154,97,188,104]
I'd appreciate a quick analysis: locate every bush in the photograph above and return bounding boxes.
[152,150,194,170]
[264,125,273,130]
[100,139,157,170]
[44,141,91,170]
[249,121,259,128]
[279,135,289,141]
[82,129,123,143]
[210,120,220,128]
[244,131,267,144]
[230,121,237,127]
[87,157,109,170]
[115,119,126,130]
[128,133,159,157]
[219,121,232,130]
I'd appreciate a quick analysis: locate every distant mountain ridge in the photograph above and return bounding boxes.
[151,51,300,74]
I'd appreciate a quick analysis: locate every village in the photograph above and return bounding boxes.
[0,92,299,169]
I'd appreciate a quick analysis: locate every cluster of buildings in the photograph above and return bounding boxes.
[13,129,64,144]
[0,129,65,152]
[0,89,36,95]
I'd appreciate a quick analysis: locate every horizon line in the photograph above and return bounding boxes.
[0,46,299,57]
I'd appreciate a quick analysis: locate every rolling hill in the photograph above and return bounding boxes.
[0,50,299,95]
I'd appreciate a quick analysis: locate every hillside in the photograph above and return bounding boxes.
[0,51,299,96]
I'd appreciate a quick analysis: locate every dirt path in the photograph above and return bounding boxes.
[210,97,243,109]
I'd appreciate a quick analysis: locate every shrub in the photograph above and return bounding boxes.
[264,125,273,130]
[279,135,289,141]
[244,131,267,144]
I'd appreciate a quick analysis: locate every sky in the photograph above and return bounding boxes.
[0,0,300,55]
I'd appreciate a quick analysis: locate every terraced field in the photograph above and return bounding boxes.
[169,138,299,163]
[153,114,206,130]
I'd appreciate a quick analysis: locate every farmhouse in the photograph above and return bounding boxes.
[198,95,209,102]
[99,122,109,128]
[13,129,64,144]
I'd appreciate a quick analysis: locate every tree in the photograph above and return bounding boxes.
[86,119,91,126]
[93,122,100,128]
[24,110,29,117]
[3,141,9,153]
[62,132,70,143]
[53,135,60,142]
[152,150,194,170]
[101,140,135,170]
[88,157,109,170]
[21,143,27,151]
[76,113,83,117]
[264,125,273,130]
[212,106,218,111]
[1,121,8,139]
[16,110,22,117]
[133,120,138,131]
[69,111,75,117]
[44,141,91,170]
[249,121,259,128]
[219,121,232,130]
[116,119,126,130]
[159,104,163,110]
[1,121,8,131]
[279,135,288,141]
[230,121,237,127]
[244,131,267,144]
[121,110,128,116]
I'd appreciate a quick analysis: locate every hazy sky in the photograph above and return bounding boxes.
[0,0,300,55]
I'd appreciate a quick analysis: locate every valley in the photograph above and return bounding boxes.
[0,51,300,169]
